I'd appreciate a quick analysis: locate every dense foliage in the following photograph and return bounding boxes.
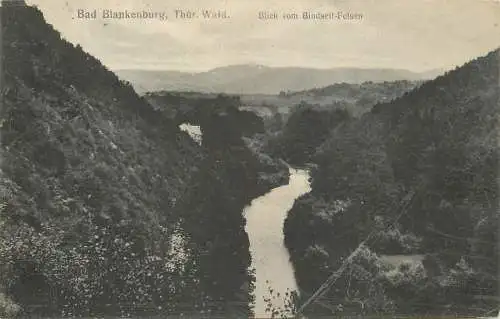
[149,91,289,317]
[284,49,499,317]
[0,4,205,317]
[264,79,420,166]
[145,91,265,137]
[0,4,286,317]
[266,104,350,165]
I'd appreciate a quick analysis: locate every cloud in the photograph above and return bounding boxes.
[27,0,500,71]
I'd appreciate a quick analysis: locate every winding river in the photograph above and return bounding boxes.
[179,122,311,317]
[244,167,312,318]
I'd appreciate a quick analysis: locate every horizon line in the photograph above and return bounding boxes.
[112,64,448,74]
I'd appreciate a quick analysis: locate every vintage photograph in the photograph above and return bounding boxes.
[0,0,499,317]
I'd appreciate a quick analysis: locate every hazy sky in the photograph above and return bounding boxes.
[24,0,500,72]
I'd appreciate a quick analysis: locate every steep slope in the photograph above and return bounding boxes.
[116,65,437,95]
[284,49,499,317]
[0,4,202,317]
[0,5,292,318]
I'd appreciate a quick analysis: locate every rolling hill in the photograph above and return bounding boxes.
[116,65,443,95]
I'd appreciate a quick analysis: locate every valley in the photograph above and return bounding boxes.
[0,2,498,318]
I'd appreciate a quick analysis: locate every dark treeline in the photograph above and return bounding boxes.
[265,79,420,166]
[174,115,284,317]
[0,4,285,318]
[145,91,265,138]
[148,91,289,317]
[266,104,350,165]
[283,49,499,317]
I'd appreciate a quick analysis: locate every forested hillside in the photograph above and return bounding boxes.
[0,4,285,317]
[265,80,419,165]
[0,4,201,317]
[284,49,499,317]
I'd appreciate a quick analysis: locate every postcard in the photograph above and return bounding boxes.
[1,0,499,318]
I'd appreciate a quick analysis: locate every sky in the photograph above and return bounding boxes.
[22,0,500,72]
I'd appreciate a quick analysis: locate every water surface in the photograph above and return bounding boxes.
[244,167,311,318]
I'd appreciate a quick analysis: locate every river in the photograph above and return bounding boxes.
[179,122,311,317]
[244,167,312,318]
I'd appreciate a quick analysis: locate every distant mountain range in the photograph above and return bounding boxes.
[115,64,445,95]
